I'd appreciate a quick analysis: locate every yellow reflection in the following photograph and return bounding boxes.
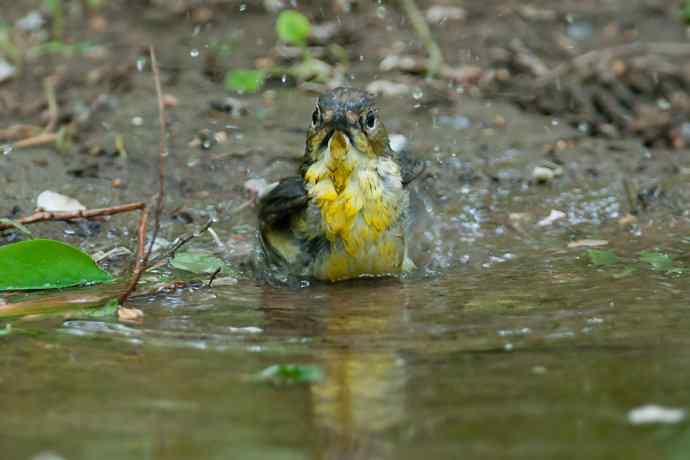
[308,281,412,459]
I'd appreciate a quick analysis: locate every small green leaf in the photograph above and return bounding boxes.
[224,69,266,94]
[276,10,311,46]
[683,0,690,23]
[256,364,323,384]
[0,324,11,336]
[170,251,226,275]
[0,239,111,291]
[587,249,618,267]
[639,251,687,274]
[639,251,674,271]
[77,299,119,318]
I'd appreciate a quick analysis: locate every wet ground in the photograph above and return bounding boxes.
[2,1,690,459]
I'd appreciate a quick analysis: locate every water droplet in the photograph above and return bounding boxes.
[190,48,200,58]
[681,122,690,140]
[281,74,287,83]
[567,21,593,41]
[412,88,424,100]
[436,115,471,130]
[136,56,147,72]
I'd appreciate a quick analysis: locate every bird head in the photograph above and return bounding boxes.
[304,87,390,166]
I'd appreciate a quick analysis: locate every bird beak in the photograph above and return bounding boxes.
[329,130,349,161]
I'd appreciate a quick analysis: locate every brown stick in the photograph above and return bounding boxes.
[118,46,167,306]
[5,77,61,150]
[146,219,214,269]
[144,45,166,264]
[0,202,146,231]
[13,132,59,149]
[118,207,149,304]
[399,0,444,79]
[44,76,59,133]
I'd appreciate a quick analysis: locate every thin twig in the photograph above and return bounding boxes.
[43,76,59,133]
[0,124,42,141]
[399,0,444,79]
[144,45,167,264]
[118,207,149,304]
[146,219,214,268]
[118,45,167,306]
[207,267,222,288]
[0,202,146,231]
[13,132,59,149]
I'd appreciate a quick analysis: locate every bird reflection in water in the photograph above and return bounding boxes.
[260,279,416,459]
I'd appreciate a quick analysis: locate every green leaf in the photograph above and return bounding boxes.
[639,251,687,274]
[76,299,119,318]
[0,324,11,336]
[587,249,618,267]
[224,69,266,94]
[255,364,323,384]
[276,10,311,46]
[639,251,674,271]
[170,250,226,275]
[683,0,690,23]
[0,239,111,291]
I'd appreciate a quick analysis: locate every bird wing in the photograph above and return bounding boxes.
[258,176,309,226]
[398,151,426,187]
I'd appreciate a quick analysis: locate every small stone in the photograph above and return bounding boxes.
[16,11,44,31]
[0,58,16,84]
[118,307,144,322]
[537,209,566,227]
[88,15,108,33]
[366,80,410,97]
[628,405,686,425]
[618,214,638,226]
[211,276,238,286]
[567,239,608,249]
[213,131,229,144]
[162,94,178,108]
[533,166,555,183]
[426,5,466,23]
[36,191,86,212]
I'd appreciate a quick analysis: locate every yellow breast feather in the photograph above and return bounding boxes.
[305,135,405,281]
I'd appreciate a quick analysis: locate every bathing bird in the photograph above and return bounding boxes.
[258,87,423,282]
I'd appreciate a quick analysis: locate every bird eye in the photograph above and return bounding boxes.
[364,111,376,130]
[311,107,321,128]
